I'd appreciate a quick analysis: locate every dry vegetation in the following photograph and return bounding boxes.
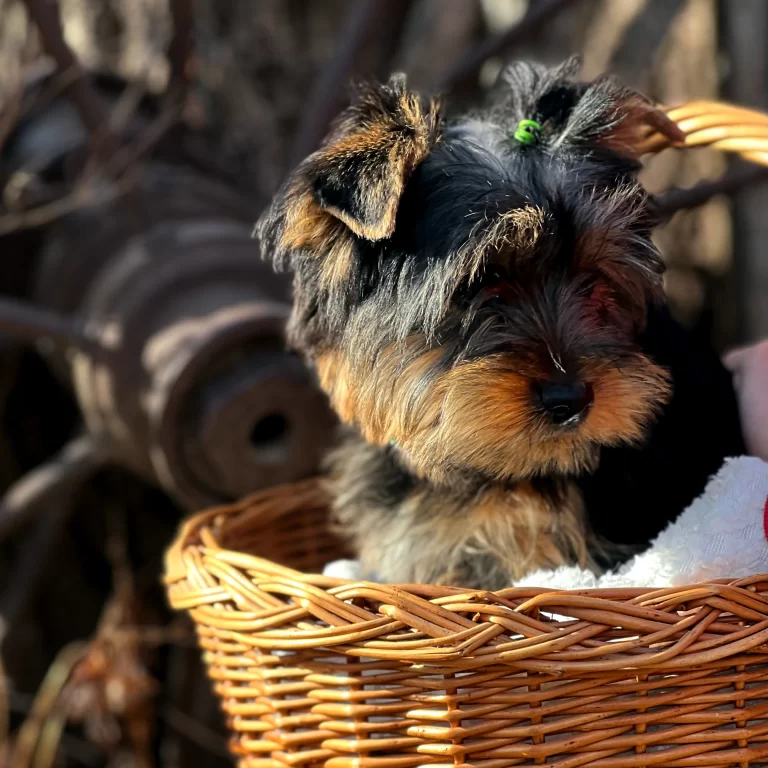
[0,1,766,767]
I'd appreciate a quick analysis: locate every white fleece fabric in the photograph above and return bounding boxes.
[322,457,768,588]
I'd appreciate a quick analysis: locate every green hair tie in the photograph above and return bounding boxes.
[513,119,542,145]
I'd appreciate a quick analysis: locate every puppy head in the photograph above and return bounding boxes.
[257,58,681,486]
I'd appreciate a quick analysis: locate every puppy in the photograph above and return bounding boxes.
[257,56,745,589]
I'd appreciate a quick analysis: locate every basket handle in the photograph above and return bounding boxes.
[640,100,768,166]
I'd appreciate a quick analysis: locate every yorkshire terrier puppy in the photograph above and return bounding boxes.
[257,57,745,589]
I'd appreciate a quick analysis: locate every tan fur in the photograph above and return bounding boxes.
[317,343,671,484]
[328,440,594,589]
[277,83,441,286]
[279,184,356,289]
[455,206,547,284]
[318,130,417,241]
[311,89,441,242]
[499,205,547,259]
[600,98,685,159]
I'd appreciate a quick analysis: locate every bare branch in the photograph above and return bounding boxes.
[8,642,88,768]
[0,105,178,235]
[82,81,148,180]
[0,436,103,544]
[609,0,686,86]
[656,164,768,218]
[21,0,109,140]
[289,0,415,167]
[436,0,580,93]
[167,0,195,104]
[0,74,23,157]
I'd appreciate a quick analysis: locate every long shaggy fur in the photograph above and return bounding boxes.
[256,55,743,589]
[328,437,594,590]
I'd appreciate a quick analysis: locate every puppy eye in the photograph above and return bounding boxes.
[484,267,506,283]
[581,274,599,295]
[478,267,514,302]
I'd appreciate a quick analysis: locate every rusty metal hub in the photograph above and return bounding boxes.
[32,169,335,509]
[0,73,337,514]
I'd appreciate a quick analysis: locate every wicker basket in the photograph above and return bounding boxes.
[165,478,768,768]
[165,101,768,768]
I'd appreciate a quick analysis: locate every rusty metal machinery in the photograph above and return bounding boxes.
[0,7,339,754]
[0,71,337,526]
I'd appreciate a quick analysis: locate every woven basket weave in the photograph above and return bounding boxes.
[165,101,768,768]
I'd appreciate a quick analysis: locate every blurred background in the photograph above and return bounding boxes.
[0,0,767,766]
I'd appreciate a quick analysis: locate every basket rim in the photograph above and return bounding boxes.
[163,474,768,673]
[164,475,768,604]
[164,475,330,584]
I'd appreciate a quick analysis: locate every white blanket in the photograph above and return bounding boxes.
[323,457,768,588]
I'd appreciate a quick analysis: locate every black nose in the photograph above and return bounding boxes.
[536,381,594,425]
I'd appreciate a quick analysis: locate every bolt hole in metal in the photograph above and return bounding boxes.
[249,412,291,462]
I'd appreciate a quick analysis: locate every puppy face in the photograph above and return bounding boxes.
[257,58,684,486]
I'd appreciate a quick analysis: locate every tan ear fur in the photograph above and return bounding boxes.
[601,96,685,159]
[296,74,442,242]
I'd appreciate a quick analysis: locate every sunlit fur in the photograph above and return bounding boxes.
[317,345,670,483]
[256,57,744,589]
[329,439,593,589]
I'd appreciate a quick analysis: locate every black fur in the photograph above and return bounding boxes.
[256,56,745,587]
[581,304,746,563]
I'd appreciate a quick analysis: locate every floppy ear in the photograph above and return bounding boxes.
[598,93,685,160]
[304,74,442,240]
[257,74,442,269]
[509,59,685,162]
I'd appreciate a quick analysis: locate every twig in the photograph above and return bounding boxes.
[9,642,87,768]
[656,164,768,218]
[104,506,133,605]
[21,0,109,140]
[0,298,101,357]
[0,177,130,235]
[6,688,107,764]
[0,8,38,155]
[0,74,23,157]
[0,65,82,185]
[436,0,579,93]
[167,0,195,104]
[82,81,147,181]
[15,63,81,127]
[4,688,102,766]
[289,0,414,166]
[103,104,178,180]
[111,622,195,649]
[608,0,686,84]
[0,105,178,235]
